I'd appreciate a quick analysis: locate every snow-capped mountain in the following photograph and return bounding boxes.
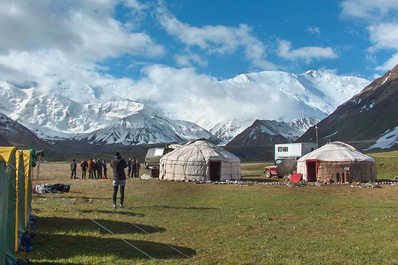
[0,68,370,146]
[0,112,52,150]
[0,81,218,144]
[227,117,320,146]
[224,70,369,114]
[79,106,219,145]
[298,64,398,150]
[209,119,255,145]
[202,70,370,143]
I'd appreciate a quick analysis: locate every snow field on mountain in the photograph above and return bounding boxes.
[0,69,370,144]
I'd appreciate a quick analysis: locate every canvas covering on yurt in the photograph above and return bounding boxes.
[159,139,241,182]
[297,141,376,183]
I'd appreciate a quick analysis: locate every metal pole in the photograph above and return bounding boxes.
[315,124,319,148]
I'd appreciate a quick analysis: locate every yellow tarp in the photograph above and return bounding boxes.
[22,150,33,229]
[16,150,26,252]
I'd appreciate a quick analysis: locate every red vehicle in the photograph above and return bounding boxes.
[264,158,297,178]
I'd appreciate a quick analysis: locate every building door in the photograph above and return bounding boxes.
[306,160,318,182]
[209,161,221,181]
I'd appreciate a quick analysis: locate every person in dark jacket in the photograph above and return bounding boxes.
[102,160,107,179]
[80,160,88,179]
[131,157,137,178]
[70,159,77,179]
[127,158,132,178]
[96,159,103,179]
[133,158,141,178]
[110,152,128,208]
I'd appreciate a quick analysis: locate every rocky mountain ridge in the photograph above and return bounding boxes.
[227,117,320,146]
[298,65,398,150]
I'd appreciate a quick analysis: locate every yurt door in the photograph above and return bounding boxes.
[306,160,318,182]
[209,161,221,181]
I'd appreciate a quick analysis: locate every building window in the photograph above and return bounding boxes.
[278,147,288,152]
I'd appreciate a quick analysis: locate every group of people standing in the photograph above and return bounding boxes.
[70,153,142,209]
[81,158,107,179]
[69,158,108,179]
[127,157,141,178]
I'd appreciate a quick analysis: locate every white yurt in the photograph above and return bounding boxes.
[296,141,376,183]
[159,139,241,182]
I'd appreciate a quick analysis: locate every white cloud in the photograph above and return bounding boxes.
[155,4,277,70]
[0,0,367,131]
[0,0,166,102]
[175,53,208,67]
[367,22,398,52]
[124,0,150,12]
[340,0,398,71]
[340,0,398,20]
[277,40,338,63]
[376,53,398,71]
[0,1,164,60]
[68,12,164,61]
[306,26,321,36]
[0,49,135,103]
[116,65,328,127]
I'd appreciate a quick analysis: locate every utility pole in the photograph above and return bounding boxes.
[315,124,319,148]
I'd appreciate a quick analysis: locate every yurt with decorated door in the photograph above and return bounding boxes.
[296,141,376,183]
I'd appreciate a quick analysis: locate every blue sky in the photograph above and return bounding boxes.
[1,0,398,124]
[93,0,398,80]
[1,0,398,82]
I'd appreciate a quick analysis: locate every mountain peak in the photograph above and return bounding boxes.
[227,117,320,147]
[299,64,398,150]
[232,74,252,83]
[361,64,398,94]
[304,70,318,76]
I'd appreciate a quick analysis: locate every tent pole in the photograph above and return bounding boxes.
[36,154,41,184]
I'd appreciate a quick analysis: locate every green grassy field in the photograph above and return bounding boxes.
[369,150,398,179]
[16,155,398,264]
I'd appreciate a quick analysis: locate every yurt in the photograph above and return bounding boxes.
[296,141,376,183]
[159,139,241,181]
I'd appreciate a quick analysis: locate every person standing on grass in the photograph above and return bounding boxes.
[103,160,107,179]
[131,157,137,178]
[96,159,103,179]
[133,158,141,178]
[110,152,128,208]
[127,157,132,178]
[88,158,96,179]
[70,159,77,179]
[80,160,88,179]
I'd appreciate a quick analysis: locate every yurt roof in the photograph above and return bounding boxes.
[298,141,375,162]
[161,139,240,162]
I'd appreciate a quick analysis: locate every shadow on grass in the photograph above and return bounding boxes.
[37,216,164,235]
[136,205,217,210]
[30,233,196,262]
[80,209,145,218]
[30,260,84,265]
[27,216,195,262]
